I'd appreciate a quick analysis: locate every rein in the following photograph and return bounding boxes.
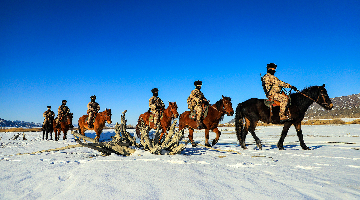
[295,89,327,106]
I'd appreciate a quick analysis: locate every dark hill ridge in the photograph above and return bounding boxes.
[304,93,360,119]
[228,93,360,123]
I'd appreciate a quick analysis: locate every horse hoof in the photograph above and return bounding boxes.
[191,142,197,147]
[212,139,218,146]
[205,143,211,147]
[302,146,311,150]
[256,141,262,150]
[277,145,285,150]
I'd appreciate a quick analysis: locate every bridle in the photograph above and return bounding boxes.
[295,88,329,107]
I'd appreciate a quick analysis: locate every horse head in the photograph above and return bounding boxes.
[66,113,73,126]
[105,108,112,124]
[222,95,234,116]
[168,102,179,118]
[317,84,333,110]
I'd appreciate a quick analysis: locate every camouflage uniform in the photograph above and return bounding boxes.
[149,88,165,126]
[57,100,71,125]
[43,106,55,126]
[87,95,100,128]
[187,81,208,128]
[262,63,293,120]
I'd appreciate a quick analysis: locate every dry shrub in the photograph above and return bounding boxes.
[349,119,360,124]
[0,128,42,132]
[302,119,346,125]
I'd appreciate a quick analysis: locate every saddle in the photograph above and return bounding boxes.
[149,112,163,122]
[189,104,209,120]
[264,93,291,122]
[264,93,289,108]
[85,114,97,124]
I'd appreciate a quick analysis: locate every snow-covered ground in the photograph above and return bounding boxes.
[1,125,360,199]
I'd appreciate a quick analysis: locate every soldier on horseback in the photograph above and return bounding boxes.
[149,88,165,127]
[42,106,55,128]
[187,80,209,129]
[87,95,100,128]
[56,100,72,128]
[262,63,297,122]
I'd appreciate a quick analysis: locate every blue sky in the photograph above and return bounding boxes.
[1,0,359,125]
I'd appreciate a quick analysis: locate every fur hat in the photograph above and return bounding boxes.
[90,95,96,99]
[267,63,277,69]
[151,88,158,93]
[194,80,202,86]
[47,106,51,108]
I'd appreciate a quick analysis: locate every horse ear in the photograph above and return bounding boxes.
[322,84,325,87]
[222,95,224,98]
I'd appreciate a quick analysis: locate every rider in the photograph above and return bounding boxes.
[149,88,165,127]
[42,106,55,128]
[262,63,297,122]
[87,95,100,128]
[56,100,71,128]
[187,80,209,129]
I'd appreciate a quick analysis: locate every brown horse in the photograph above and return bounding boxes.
[179,95,234,147]
[235,85,333,150]
[136,102,179,140]
[78,109,112,142]
[53,113,73,141]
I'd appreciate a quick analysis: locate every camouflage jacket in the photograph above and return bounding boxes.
[262,73,292,97]
[43,110,55,119]
[187,89,207,108]
[87,102,100,113]
[58,105,70,116]
[149,96,165,111]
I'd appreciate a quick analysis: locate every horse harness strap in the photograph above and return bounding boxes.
[297,90,327,106]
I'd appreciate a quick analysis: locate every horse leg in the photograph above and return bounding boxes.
[188,129,196,147]
[43,130,45,140]
[204,129,211,147]
[63,129,67,140]
[249,121,262,150]
[240,117,251,149]
[50,130,53,140]
[211,128,221,146]
[294,123,310,150]
[277,122,292,150]
[94,130,100,142]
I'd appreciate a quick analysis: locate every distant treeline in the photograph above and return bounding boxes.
[0,118,41,128]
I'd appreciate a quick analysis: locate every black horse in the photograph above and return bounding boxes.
[235,84,333,150]
[42,116,54,140]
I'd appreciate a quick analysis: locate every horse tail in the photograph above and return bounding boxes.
[235,103,244,144]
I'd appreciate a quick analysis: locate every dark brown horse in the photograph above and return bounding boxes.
[136,102,179,140]
[53,113,73,141]
[78,109,112,142]
[42,116,54,140]
[179,95,234,147]
[235,85,333,150]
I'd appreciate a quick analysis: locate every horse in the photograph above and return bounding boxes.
[53,113,73,141]
[179,95,234,147]
[235,84,333,150]
[42,116,54,140]
[136,102,179,141]
[78,109,112,142]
